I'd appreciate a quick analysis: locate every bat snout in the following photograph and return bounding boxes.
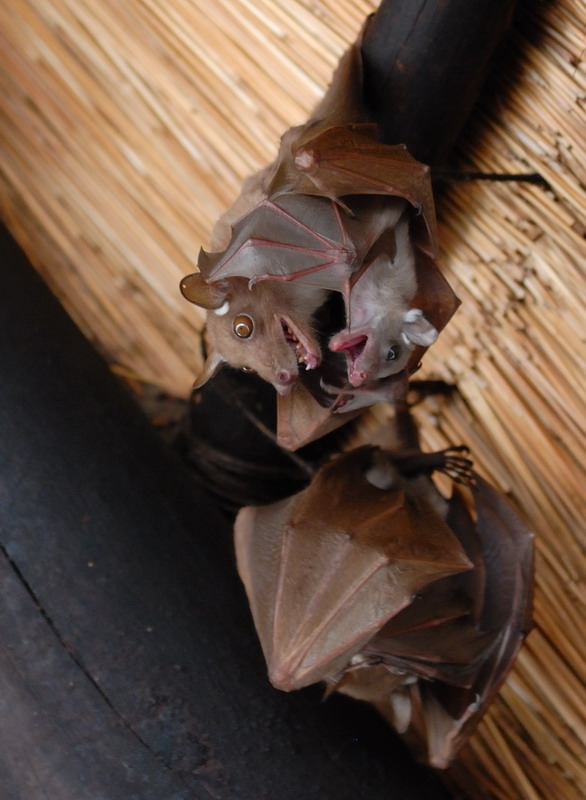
[348,369,368,387]
[274,369,298,396]
[330,332,371,386]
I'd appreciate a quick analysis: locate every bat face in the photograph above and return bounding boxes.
[329,320,417,388]
[184,276,327,396]
[329,305,438,388]
[329,215,437,387]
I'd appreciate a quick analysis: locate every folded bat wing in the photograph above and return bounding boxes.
[270,125,438,258]
[234,446,534,769]
[350,475,534,767]
[234,447,472,693]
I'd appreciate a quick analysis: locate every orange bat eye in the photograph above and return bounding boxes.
[241,365,254,373]
[233,314,254,338]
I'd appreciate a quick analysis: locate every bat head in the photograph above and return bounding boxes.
[330,307,438,387]
[181,272,326,395]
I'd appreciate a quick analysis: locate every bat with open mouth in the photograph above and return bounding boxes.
[234,410,534,767]
[328,205,438,390]
[180,190,438,395]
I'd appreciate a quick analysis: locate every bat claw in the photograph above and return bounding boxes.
[438,446,475,485]
[319,377,340,396]
[318,378,352,411]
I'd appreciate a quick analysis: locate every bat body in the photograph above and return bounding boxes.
[329,205,438,388]
[234,420,534,767]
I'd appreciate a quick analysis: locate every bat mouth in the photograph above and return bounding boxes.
[330,333,367,359]
[330,333,369,387]
[281,316,321,371]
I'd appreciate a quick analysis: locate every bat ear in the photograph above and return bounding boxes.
[180,272,230,310]
[402,308,438,347]
[193,350,225,389]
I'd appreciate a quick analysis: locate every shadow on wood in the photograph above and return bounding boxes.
[0,225,449,798]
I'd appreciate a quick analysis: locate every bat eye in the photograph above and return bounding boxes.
[241,365,254,373]
[233,314,254,338]
[386,344,402,362]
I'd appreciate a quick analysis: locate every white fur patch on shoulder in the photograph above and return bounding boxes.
[213,301,230,316]
[403,307,422,323]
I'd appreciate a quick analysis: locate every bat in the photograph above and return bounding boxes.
[328,204,438,388]
[234,413,534,767]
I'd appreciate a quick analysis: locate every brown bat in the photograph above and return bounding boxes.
[180,31,458,419]
[234,417,534,767]
[181,191,432,392]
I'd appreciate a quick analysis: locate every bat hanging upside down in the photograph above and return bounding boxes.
[180,34,459,435]
[233,409,534,768]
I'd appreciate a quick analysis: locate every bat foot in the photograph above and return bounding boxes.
[407,379,457,404]
[393,445,474,484]
[438,446,475,485]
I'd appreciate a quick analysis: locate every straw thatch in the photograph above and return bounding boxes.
[1,2,584,799]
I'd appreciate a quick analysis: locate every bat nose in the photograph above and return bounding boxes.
[274,369,297,395]
[349,370,368,387]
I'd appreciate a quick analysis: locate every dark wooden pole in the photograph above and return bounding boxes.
[361,0,518,163]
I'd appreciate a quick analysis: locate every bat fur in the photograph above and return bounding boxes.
[181,28,452,405]
[234,415,534,767]
[329,202,437,388]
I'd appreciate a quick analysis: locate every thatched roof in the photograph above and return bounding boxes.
[1,2,584,798]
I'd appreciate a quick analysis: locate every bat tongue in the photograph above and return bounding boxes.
[329,332,367,354]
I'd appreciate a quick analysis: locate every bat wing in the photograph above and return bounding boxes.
[275,382,364,452]
[197,193,404,302]
[412,250,461,337]
[350,475,534,768]
[196,195,357,293]
[269,126,438,258]
[234,447,471,692]
[366,579,499,687]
